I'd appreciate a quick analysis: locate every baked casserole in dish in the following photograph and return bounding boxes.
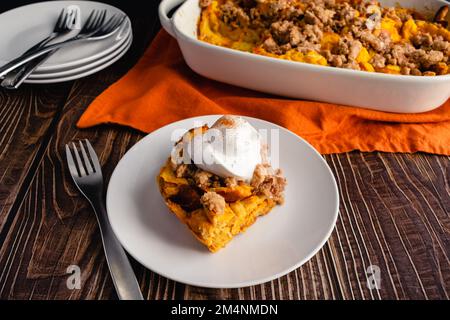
[198,0,449,76]
[159,0,450,113]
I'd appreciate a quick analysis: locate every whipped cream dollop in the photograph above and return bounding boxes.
[175,116,263,181]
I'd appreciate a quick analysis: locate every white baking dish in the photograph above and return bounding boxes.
[159,0,450,113]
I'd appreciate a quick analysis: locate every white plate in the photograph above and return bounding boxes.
[27,33,132,79]
[24,34,133,84]
[106,115,339,288]
[0,1,132,72]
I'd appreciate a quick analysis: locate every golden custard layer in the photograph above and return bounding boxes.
[198,0,450,76]
[157,161,277,252]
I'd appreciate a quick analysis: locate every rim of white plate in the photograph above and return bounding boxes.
[28,32,132,79]
[24,34,133,84]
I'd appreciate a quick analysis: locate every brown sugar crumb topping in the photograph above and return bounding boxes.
[201,191,226,215]
[194,169,213,189]
[224,176,238,187]
[201,0,450,75]
[251,163,287,204]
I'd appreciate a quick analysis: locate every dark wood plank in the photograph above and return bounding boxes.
[0,117,142,299]
[325,153,450,300]
[3,124,448,299]
[0,84,71,234]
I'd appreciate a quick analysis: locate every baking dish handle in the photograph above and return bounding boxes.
[158,0,186,38]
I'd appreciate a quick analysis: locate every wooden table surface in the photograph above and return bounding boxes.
[0,1,449,300]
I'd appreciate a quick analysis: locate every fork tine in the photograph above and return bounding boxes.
[65,144,80,178]
[107,14,119,28]
[95,10,107,29]
[82,10,97,32]
[79,141,94,174]
[89,10,101,30]
[102,14,125,33]
[99,14,117,33]
[54,9,66,32]
[85,139,102,174]
[71,142,87,177]
[94,12,110,34]
[112,15,127,31]
[108,15,124,31]
[92,10,106,29]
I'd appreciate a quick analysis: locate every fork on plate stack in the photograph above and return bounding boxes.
[0,1,132,88]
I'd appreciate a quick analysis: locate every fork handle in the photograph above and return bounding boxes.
[1,51,56,89]
[0,37,85,78]
[0,34,55,87]
[91,200,144,300]
[2,34,61,89]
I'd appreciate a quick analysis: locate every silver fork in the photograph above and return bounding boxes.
[1,7,79,89]
[0,12,126,78]
[65,140,143,300]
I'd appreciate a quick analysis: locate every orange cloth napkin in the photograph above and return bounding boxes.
[77,30,450,155]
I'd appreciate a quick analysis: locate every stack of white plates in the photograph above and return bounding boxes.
[0,1,133,84]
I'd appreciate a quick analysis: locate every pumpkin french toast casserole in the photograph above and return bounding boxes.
[157,116,286,252]
[198,0,450,76]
